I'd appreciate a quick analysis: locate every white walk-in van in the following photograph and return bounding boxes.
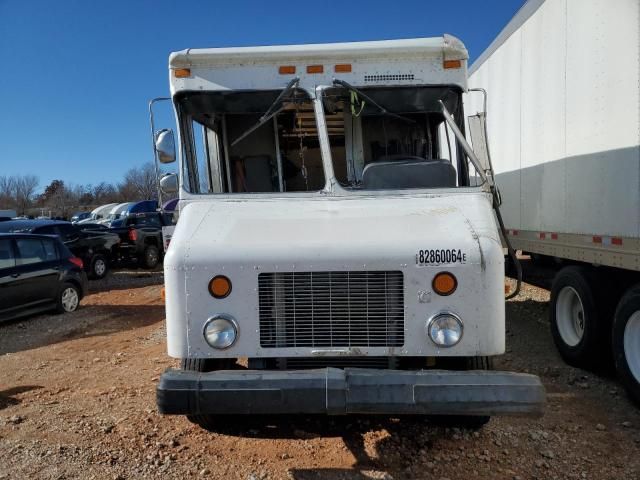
[152,35,545,431]
[468,0,640,405]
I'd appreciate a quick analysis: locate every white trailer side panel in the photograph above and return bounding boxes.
[468,0,640,268]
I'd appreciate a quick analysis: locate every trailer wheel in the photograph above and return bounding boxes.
[550,266,604,368]
[181,358,239,431]
[428,356,493,429]
[612,285,640,405]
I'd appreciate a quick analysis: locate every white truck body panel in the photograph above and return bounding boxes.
[468,0,640,269]
[164,192,504,359]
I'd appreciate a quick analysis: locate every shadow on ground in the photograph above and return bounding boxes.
[196,414,468,479]
[0,304,165,355]
[87,269,164,294]
[0,385,42,410]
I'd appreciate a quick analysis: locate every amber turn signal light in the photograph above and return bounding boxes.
[432,272,457,296]
[209,275,232,299]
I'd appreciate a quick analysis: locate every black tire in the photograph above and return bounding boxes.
[89,254,108,279]
[55,282,81,314]
[428,356,493,429]
[141,244,160,269]
[550,266,612,368]
[181,358,237,431]
[612,285,640,405]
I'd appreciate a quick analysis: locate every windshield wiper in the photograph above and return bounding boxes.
[231,77,300,147]
[332,79,416,124]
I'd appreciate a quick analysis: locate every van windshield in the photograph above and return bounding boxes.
[176,89,326,194]
[322,85,474,190]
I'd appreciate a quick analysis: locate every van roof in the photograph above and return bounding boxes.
[169,35,469,93]
[170,35,468,68]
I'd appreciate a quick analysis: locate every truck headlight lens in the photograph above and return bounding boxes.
[203,315,238,349]
[427,313,463,347]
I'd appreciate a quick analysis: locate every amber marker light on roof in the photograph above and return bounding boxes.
[279,65,296,74]
[432,272,458,296]
[173,68,192,78]
[334,64,352,73]
[443,59,462,69]
[306,65,324,74]
[209,275,232,299]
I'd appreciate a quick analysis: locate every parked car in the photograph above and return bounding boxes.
[0,220,120,279]
[108,200,158,227]
[0,233,88,322]
[99,202,134,226]
[77,203,119,225]
[70,212,91,223]
[108,212,172,269]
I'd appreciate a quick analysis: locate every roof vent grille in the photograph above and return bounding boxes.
[364,73,415,82]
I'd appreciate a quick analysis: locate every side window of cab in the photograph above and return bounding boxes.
[0,239,16,270]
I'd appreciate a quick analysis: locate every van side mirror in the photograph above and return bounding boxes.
[159,173,178,194]
[155,129,176,164]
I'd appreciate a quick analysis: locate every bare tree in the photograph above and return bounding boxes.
[92,182,119,204]
[5,175,39,215]
[0,176,17,210]
[120,162,157,200]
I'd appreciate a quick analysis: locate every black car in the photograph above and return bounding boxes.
[0,233,88,322]
[0,219,120,279]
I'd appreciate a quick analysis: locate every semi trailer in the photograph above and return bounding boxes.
[468,0,640,403]
[151,35,545,431]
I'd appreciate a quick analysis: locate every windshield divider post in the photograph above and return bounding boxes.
[314,86,337,193]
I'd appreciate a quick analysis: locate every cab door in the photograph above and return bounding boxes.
[0,238,21,319]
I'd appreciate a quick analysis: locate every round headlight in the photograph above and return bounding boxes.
[427,313,463,347]
[203,315,238,349]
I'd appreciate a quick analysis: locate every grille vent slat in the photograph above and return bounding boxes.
[259,271,404,348]
[364,74,415,82]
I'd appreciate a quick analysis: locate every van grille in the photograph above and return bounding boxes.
[258,271,404,348]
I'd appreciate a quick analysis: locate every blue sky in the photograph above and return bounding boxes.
[0,0,524,191]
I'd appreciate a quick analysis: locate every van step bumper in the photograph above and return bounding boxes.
[157,368,545,417]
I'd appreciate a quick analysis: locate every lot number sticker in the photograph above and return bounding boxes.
[416,249,467,266]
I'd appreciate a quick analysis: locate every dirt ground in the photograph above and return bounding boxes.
[1,264,640,480]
